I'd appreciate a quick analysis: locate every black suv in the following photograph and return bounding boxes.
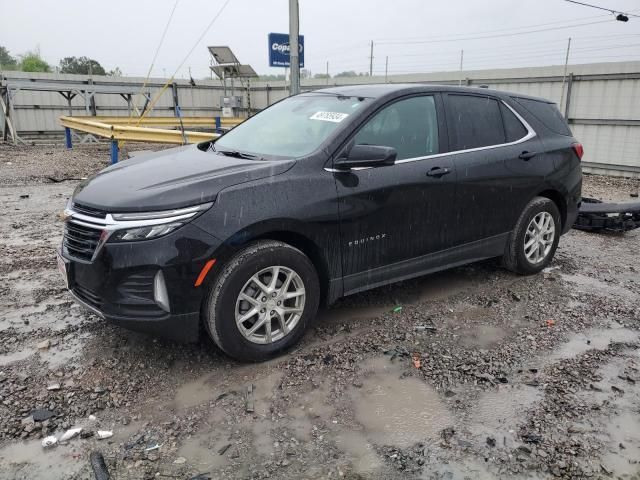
[59,84,582,361]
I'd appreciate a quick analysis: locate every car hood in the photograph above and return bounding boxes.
[72,145,295,212]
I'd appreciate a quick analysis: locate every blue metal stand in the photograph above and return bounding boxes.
[215,116,221,133]
[65,127,72,149]
[110,140,119,164]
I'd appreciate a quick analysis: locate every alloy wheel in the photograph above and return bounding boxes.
[524,211,555,264]
[235,266,306,344]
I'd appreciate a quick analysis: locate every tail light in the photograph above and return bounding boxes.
[572,143,584,161]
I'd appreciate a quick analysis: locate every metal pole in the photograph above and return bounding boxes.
[560,37,572,111]
[289,0,300,95]
[385,56,388,83]
[459,50,464,86]
[369,41,374,76]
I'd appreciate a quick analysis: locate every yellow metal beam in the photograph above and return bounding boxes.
[60,116,219,145]
[71,116,245,128]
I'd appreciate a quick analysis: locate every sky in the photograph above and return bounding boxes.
[1,0,639,79]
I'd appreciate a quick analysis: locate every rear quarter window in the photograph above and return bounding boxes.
[514,97,572,136]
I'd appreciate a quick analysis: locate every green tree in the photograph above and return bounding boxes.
[313,73,330,79]
[59,56,106,75]
[0,46,18,70]
[19,50,50,72]
[335,70,357,78]
[107,66,123,77]
[257,74,286,81]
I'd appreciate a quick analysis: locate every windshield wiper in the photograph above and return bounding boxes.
[217,149,257,160]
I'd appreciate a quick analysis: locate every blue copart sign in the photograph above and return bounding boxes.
[268,32,305,68]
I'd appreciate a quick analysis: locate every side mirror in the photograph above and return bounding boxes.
[334,144,397,170]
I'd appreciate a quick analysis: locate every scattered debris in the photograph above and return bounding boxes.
[412,353,421,369]
[611,385,625,395]
[486,437,496,448]
[173,456,187,464]
[96,431,113,440]
[145,442,161,452]
[245,384,255,413]
[41,436,57,448]
[521,433,543,444]
[414,321,437,332]
[546,319,555,328]
[441,427,455,443]
[384,345,411,361]
[47,383,61,391]
[36,339,51,351]
[89,451,111,480]
[19,194,30,199]
[31,409,55,422]
[60,427,82,442]
[218,443,232,455]
[392,306,403,313]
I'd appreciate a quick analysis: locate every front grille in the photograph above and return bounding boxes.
[72,202,107,219]
[64,221,102,261]
[74,284,103,309]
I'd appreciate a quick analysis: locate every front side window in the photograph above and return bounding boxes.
[214,93,368,158]
[353,95,439,160]
[447,95,505,150]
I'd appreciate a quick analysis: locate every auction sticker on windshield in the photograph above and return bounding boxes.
[309,111,349,123]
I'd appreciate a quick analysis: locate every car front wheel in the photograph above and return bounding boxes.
[503,196,561,275]
[204,240,320,362]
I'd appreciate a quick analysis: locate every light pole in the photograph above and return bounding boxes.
[289,0,300,95]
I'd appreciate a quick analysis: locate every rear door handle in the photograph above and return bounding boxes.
[519,151,537,160]
[426,167,451,178]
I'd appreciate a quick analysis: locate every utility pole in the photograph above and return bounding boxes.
[458,49,464,86]
[369,41,374,76]
[289,0,300,95]
[385,56,389,83]
[560,37,572,111]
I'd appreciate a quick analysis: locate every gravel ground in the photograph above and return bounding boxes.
[1,144,640,480]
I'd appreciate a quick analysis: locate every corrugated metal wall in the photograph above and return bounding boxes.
[2,62,639,175]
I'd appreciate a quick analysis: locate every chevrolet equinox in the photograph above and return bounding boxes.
[58,85,583,361]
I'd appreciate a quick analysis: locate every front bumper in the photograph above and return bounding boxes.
[60,223,223,342]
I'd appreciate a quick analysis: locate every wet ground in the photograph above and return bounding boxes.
[1,143,640,479]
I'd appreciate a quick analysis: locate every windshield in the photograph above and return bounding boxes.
[214,94,368,158]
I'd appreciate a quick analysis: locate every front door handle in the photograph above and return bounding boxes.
[426,167,451,178]
[519,151,537,161]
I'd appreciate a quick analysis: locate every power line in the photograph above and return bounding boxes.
[377,19,614,45]
[563,0,640,18]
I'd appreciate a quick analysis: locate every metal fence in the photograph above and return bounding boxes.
[2,61,639,176]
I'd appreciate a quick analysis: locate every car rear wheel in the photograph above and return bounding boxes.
[503,196,561,275]
[204,240,320,362]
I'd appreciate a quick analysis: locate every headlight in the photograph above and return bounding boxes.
[110,222,184,241]
[107,202,212,242]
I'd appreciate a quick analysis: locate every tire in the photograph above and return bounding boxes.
[204,240,320,362]
[503,196,561,275]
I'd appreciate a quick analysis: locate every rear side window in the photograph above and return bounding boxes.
[500,103,528,142]
[514,97,572,136]
[447,95,505,150]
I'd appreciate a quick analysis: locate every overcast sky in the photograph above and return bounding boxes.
[2,0,639,79]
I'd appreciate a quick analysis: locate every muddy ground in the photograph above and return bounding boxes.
[1,143,639,480]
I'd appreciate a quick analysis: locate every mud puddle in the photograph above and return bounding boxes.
[0,439,85,479]
[548,325,639,362]
[349,357,452,448]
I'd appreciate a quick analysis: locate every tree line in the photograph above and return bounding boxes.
[0,46,121,76]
